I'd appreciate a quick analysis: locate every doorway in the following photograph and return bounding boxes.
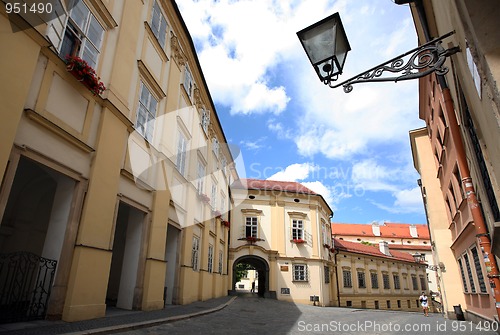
[233,255,269,297]
[0,155,76,322]
[106,202,145,310]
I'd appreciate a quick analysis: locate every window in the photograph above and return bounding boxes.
[207,244,214,273]
[220,194,226,218]
[458,258,468,292]
[211,183,217,209]
[393,275,400,290]
[463,253,476,293]
[150,0,167,47]
[201,109,210,134]
[60,0,104,68]
[346,301,352,307]
[191,236,199,271]
[419,276,427,291]
[197,160,205,194]
[343,270,352,288]
[245,216,258,238]
[324,266,330,284]
[466,44,481,97]
[184,66,193,98]
[397,300,401,308]
[471,247,487,293]
[383,274,390,289]
[218,250,223,274]
[293,264,308,281]
[386,300,391,309]
[176,130,188,175]
[292,219,304,240]
[358,271,366,288]
[136,83,158,142]
[370,272,378,289]
[411,275,418,290]
[407,300,411,308]
[374,301,379,309]
[212,137,219,158]
[221,155,227,176]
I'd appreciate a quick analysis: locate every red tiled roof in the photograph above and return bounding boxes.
[232,178,317,195]
[333,238,416,263]
[331,222,430,239]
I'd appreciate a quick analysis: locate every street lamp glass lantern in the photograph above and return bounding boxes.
[297,12,351,84]
[412,252,423,263]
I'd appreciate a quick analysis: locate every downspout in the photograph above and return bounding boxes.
[334,247,341,307]
[316,203,324,306]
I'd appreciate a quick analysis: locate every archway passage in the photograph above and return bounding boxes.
[232,255,269,298]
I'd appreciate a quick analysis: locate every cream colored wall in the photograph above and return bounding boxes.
[336,251,427,312]
[0,0,233,322]
[230,188,333,306]
[410,128,468,317]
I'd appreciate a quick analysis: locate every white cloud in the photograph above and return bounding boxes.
[267,163,317,182]
[370,187,424,214]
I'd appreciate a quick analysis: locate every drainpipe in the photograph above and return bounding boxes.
[334,248,341,307]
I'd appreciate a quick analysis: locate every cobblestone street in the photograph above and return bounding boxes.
[118,296,499,335]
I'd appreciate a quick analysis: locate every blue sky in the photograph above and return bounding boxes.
[176,0,427,224]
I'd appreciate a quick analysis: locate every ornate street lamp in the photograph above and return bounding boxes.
[413,252,445,271]
[297,13,351,86]
[297,14,460,93]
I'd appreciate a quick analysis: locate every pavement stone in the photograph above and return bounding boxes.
[0,295,235,335]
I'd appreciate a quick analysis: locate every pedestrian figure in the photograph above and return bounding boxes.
[251,281,255,293]
[419,292,429,316]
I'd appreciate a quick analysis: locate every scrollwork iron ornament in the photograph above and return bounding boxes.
[328,31,460,93]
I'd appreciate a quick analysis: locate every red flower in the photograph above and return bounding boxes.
[65,55,106,96]
[292,239,306,244]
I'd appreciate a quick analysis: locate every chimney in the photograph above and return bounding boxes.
[379,241,391,256]
[409,224,418,238]
[372,222,381,236]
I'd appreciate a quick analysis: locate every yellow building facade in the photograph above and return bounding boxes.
[334,239,428,312]
[230,179,335,306]
[0,0,234,323]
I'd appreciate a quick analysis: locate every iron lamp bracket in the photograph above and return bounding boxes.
[329,31,460,93]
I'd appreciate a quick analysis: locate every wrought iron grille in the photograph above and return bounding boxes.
[0,252,57,323]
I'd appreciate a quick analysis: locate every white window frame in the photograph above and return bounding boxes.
[150,0,167,48]
[208,244,214,273]
[197,159,206,194]
[212,137,219,158]
[220,193,226,218]
[60,0,104,68]
[245,216,258,238]
[218,250,223,274]
[183,65,193,98]
[136,82,158,142]
[201,108,210,134]
[293,264,308,282]
[176,130,188,176]
[291,219,304,240]
[211,183,217,209]
[191,236,200,271]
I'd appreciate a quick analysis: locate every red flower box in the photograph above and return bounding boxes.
[197,193,211,204]
[65,56,105,96]
[292,239,306,244]
[221,220,230,227]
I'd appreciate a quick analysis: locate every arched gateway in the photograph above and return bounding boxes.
[232,255,271,297]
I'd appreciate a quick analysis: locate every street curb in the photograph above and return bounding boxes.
[68,296,238,335]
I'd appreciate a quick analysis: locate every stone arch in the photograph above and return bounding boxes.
[233,255,270,297]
